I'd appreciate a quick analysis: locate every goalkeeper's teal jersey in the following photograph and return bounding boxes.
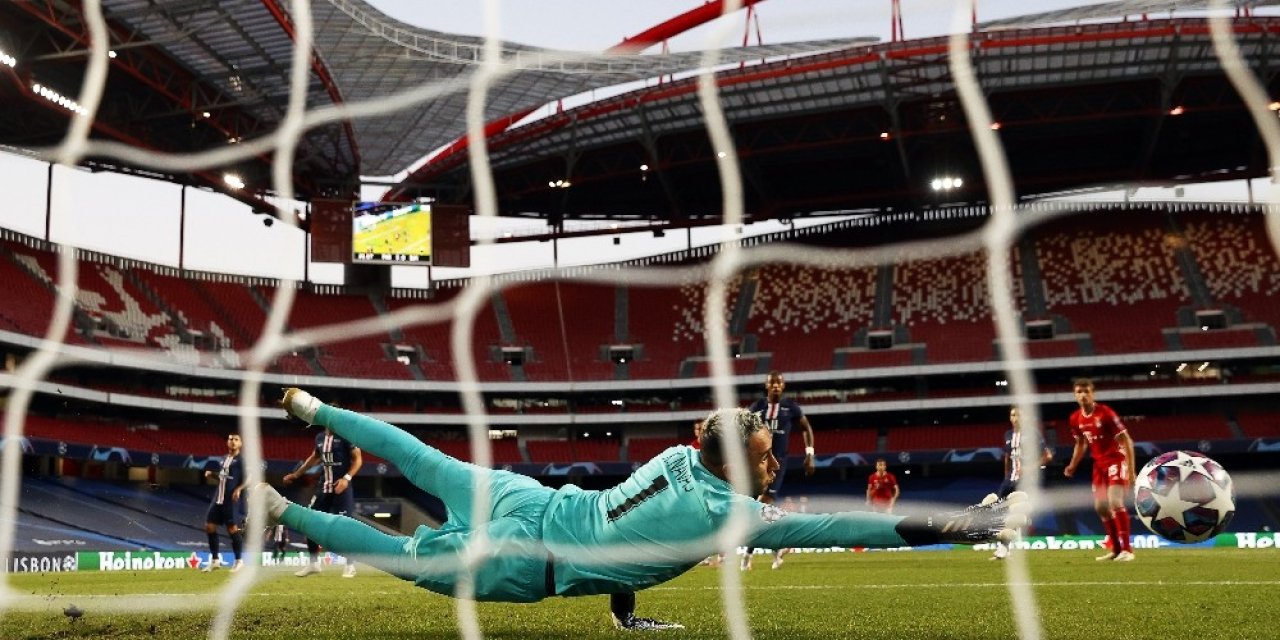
[542,445,907,596]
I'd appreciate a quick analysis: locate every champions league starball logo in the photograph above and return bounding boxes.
[759,505,787,524]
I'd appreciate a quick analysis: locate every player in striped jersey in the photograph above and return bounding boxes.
[991,406,1053,560]
[284,428,363,577]
[202,434,246,572]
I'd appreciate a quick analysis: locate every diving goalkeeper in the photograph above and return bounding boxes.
[257,388,1026,607]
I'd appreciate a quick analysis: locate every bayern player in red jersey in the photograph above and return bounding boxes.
[866,458,900,513]
[1063,378,1137,562]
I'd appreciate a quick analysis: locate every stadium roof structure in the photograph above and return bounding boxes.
[401,15,1280,222]
[977,0,1280,29]
[0,0,872,209]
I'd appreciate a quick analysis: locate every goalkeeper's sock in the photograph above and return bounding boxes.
[610,593,637,620]
[1113,508,1132,551]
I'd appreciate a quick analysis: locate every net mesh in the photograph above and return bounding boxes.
[2,1,1279,638]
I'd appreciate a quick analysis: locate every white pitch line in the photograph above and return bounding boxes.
[649,580,1280,591]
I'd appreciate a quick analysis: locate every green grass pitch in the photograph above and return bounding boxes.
[4,548,1277,639]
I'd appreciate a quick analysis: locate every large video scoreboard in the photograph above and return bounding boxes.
[352,202,432,263]
[309,200,470,268]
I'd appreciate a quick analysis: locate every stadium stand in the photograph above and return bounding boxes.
[840,348,915,369]
[747,264,877,371]
[557,282,624,381]
[1123,414,1232,441]
[284,291,412,379]
[626,436,683,462]
[525,440,573,463]
[1181,212,1280,328]
[415,437,524,465]
[886,422,1007,451]
[573,439,622,463]
[1,214,1278,385]
[789,428,878,454]
[384,289,512,381]
[817,428,880,454]
[503,281,619,382]
[625,282,698,379]
[20,477,209,551]
[1037,214,1188,354]
[893,252,1005,363]
[13,510,138,552]
[1236,412,1280,438]
[1177,327,1261,350]
[0,244,81,341]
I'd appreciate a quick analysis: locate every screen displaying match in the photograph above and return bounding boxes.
[351,202,432,263]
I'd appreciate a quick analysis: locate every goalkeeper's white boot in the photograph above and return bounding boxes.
[612,613,685,631]
[248,482,290,529]
[280,388,322,425]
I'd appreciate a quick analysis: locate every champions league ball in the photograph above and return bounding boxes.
[1133,451,1235,543]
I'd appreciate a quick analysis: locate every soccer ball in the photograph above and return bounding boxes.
[1133,451,1235,543]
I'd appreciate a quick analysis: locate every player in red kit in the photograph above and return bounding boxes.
[1063,378,1137,562]
[866,459,900,513]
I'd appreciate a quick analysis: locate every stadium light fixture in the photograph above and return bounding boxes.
[1198,362,1210,372]
[202,111,211,118]
[989,122,1002,130]
[639,164,649,171]
[108,50,117,58]
[31,83,88,115]
[0,48,15,68]
[879,131,891,140]
[223,173,245,189]
[931,175,963,191]
[1270,101,1280,111]
[1169,106,1185,116]
[716,151,727,158]
[1176,362,1187,372]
